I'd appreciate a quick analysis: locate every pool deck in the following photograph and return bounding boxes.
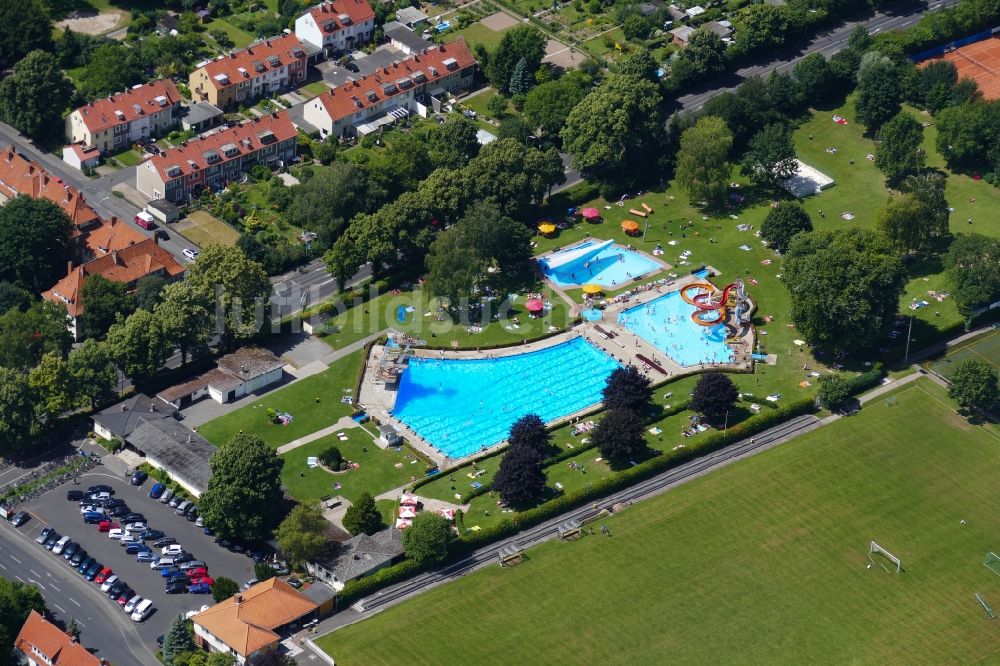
[356,272,755,471]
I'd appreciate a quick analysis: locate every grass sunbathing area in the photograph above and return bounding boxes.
[318,378,1000,664]
[279,428,428,506]
[196,351,364,448]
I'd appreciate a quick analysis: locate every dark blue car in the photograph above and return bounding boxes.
[125,543,150,555]
[187,583,211,594]
[84,562,102,580]
[76,557,95,574]
[148,482,165,499]
[130,470,148,486]
[83,511,105,524]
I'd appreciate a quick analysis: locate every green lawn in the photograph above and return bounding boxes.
[109,148,143,167]
[299,80,332,98]
[196,351,364,447]
[447,22,509,50]
[279,429,429,505]
[926,328,1000,382]
[461,88,512,122]
[317,378,1000,664]
[206,18,255,49]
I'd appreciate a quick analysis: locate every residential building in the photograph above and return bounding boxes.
[92,393,176,442]
[42,236,185,340]
[157,346,285,408]
[189,35,307,109]
[383,20,432,55]
[308,528,404,591]
[14,610,102,666]
[83,216,147,261]
[669,25,695,45]
[147,198,181,223]
[193,578,319,664]
[303,40,477,138]
[62,144,101,171]
[182,101,225,134]
[65,80,183,154]
[136,113,297,202]
[294,0,376,57]
[395,5,428,28]
[705,20,733,40]
[0,146,102,236]
[125,418,215,497]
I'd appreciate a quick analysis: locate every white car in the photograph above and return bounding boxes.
[125,522,147,532]
[80,504,99,514]
[52,536,71,555]
[123,595,143,613]
[108,528,126,540]
[100,574,119,592]
[161,544,183,556]
[182,248,199,261]
[120,535,141,547]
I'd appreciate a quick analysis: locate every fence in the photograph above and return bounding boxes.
[908,26,1000,62]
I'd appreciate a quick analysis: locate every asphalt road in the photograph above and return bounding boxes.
[3,469,257,666]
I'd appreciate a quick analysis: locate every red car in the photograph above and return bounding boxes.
[185,567,208,578]
[94,567,112,584]
[189,576,214,586]
[98,520,119,533]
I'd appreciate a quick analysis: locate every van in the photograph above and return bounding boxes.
[152,557,174,570]
[134,211,156,230]
[131,599,153,622]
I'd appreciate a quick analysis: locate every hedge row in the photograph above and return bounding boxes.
[337,558,427,606]
[847,363,885,396]
[419,318,583,352]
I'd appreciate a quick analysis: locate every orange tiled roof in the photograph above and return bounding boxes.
[305,0,375,33]
[193,578,318,657]
[15,610,101,666]
[73,80,182,134]
[147,112,297,182]
[85,216,147,257]
[314,40,475,124]
[0,146,101,231]
[198,34,307,91]
[43,237,185,317]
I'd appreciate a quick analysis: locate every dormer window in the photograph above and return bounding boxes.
[202,150,220,164]
[253,60,265,72]
[256,131,276,145]
[154,95,168,107]
[443,58,458,71]
[382,83,397,95]
[267,55,280,67]
[428,66,438,77]
[221,142,240,157]
[214,73,230,84]
[338,13,351,24]
[115,110,126,120]
[396,77,413,89]
[238,67,249,78]
[412,71,427,83]
[366,90,377,102]
[166,165,182,178]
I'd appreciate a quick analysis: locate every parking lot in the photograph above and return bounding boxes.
[7,467,256,660]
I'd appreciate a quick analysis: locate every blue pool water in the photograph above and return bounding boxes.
[392,338,620,458]
[618,289,734,367]
[539,240,661,288]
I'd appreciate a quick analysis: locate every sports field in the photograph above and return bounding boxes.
[927,328,1000,381]
[921,36,1000,100]
[318,378,1000,665]
[175,210,241,248]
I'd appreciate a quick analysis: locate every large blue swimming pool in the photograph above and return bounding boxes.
[617,289,735,367]
[539,240,661,288]
[392,338,620,459]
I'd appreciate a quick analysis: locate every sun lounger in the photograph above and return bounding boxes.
[641,202,653,213]
[629,208,647,218]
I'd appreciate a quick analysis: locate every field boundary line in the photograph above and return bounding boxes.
[912,382,1000,443]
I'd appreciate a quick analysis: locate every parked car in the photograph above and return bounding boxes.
[125,543,149,555]
[87,485,113,495]
[131,599,154,622]
[108,528,126,540]
[76,557,95,574]
[70,550,87,566]
[161,544,183,556]
[153,537,177,548]
[159,489,174,504]
[123,513,145,524]
[84,562,103,580]
[168,496,182,508]
[52,536,71,555]
[136,551,157,563]
[179,560,206,571]
[107,580,127,599]
[83,512,105,524]
[120,535,141,547]
[98,521,117,532]
[130,470,148,486]
[243,578,258,589]
[140,529,165,541]
[89,492,111,503]
[43,532,61,550]
[286,577,302,589]
[149,483,165,499]
[185,508,198,522]
[125,522,148,532]
[182,248,199,261]
[185,567,208,578]
[109,505,130,518]
[151,558,175,570]
[62,542,80,560]
[174,501,192,516]
[190,576,214,587]
[165,582,188,594]
[173,552,194,564]
[116,588,135,606]
[94,568,113,585]
[187,583,211,594]
[134,211,156,230]
[123,595,143,613]
[66,490,85,502]
[10,511,29,527]
[105,498,126,508]
[99,574,118,592]
[35,527,54,545]
[195,516,204,527]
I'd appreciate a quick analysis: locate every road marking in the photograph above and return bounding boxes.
[29,569,40,577]
[54,604,66,613]
[14,575,24,582]
[49,583,60,592]
[70,598,81,607]
[10,555,21,564]
[28,580,45,589]
[0,563,5,570]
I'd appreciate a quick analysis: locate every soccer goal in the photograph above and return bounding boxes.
[869,541,902,573]
[984,552,1000,577]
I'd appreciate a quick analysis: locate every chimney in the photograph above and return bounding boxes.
[235,593,243,603]
[67,260,73,275]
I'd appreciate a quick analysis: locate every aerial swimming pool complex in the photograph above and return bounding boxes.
[392,338,620,459]
[617,290,735,367]
[538,240,662,288]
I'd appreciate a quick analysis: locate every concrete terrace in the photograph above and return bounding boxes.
[356,273,755,470]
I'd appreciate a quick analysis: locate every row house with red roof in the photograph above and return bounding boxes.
[189,34,308,109]
[294,0,376,58]
[65,79,183,154]
[303,40,477,139]
[135,112,298,203]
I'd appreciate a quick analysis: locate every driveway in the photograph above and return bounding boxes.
[8,469,257,659]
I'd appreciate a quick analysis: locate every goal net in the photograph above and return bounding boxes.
[985,552,1000,577]
[869,541,902,573]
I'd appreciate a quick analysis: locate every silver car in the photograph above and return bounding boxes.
[159,488,174,504]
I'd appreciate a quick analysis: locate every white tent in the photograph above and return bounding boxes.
[782,160,834,198]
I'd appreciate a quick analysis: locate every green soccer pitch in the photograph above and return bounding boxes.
[317,378,1000,665]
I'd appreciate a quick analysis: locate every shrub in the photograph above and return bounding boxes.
[319,446,342,468]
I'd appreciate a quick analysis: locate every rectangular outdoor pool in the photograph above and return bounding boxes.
[539,239,661,288]
[617,289,735,367]
[392,338,620,459]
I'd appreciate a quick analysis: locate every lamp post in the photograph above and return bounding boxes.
[724,409,729,432]
[642,217,650,242]
[903,313,915,365]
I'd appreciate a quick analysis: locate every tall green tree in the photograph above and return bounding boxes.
[155,281,213,365]
[80,275,134,339]
[945,233,1000,317]
[733,3,789,57]
[287,162,379,244]
[901,171,949,236]
[210,577,239,603]
[134,275,168,311]
[0,578,46,653]
[616,47,658,82]
[948,359,998,412]
[761,201,812,253]
[199,433,285,542]
[935,100,999,167]
[855,52,902,133]
[783,229,906,352]
[28,352,74,422]
[106,308,171,382]
[677,28,726,80]
[78,43,144,99]
[602,366,653,413]
[876,194,938,253]
[0,281,32,314]
[428,116,481,169]
[275,503,328,568]
[162,614,195,666]
[492,437,545,506]
[507,414,551,456]
[675,116,733,208]
[0,0,53,69]
[793,53,832,102]
[740,123,797,190]
[816,374,851,411]
[487,26,546,93]
[402,512,453,565]
[0,300,71,371]
[523,76,588,139]
[917,60,958,113]
[342,492,384,536]
[874,112,925,184]
[184,245,270,349]
[561,75,664,193]
[463,139,564,219]
[691,372,739,425]
[592,408,647,465]
[0,196,73,293]
[0,50,74,142]
[509,57,532,95]
[67,339,117,409]
[0,368,40,457]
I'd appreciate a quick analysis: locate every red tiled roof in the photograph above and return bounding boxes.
[198,34,307,91]
[73,80,182,134]
[314,40,475,124]
[0,146,102,230]
[43,237,185,317]
[15,610,101,666]
[305,0,375,33]
[85,216,148,257]
[66,144,101,160]
[147,112,297,182]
